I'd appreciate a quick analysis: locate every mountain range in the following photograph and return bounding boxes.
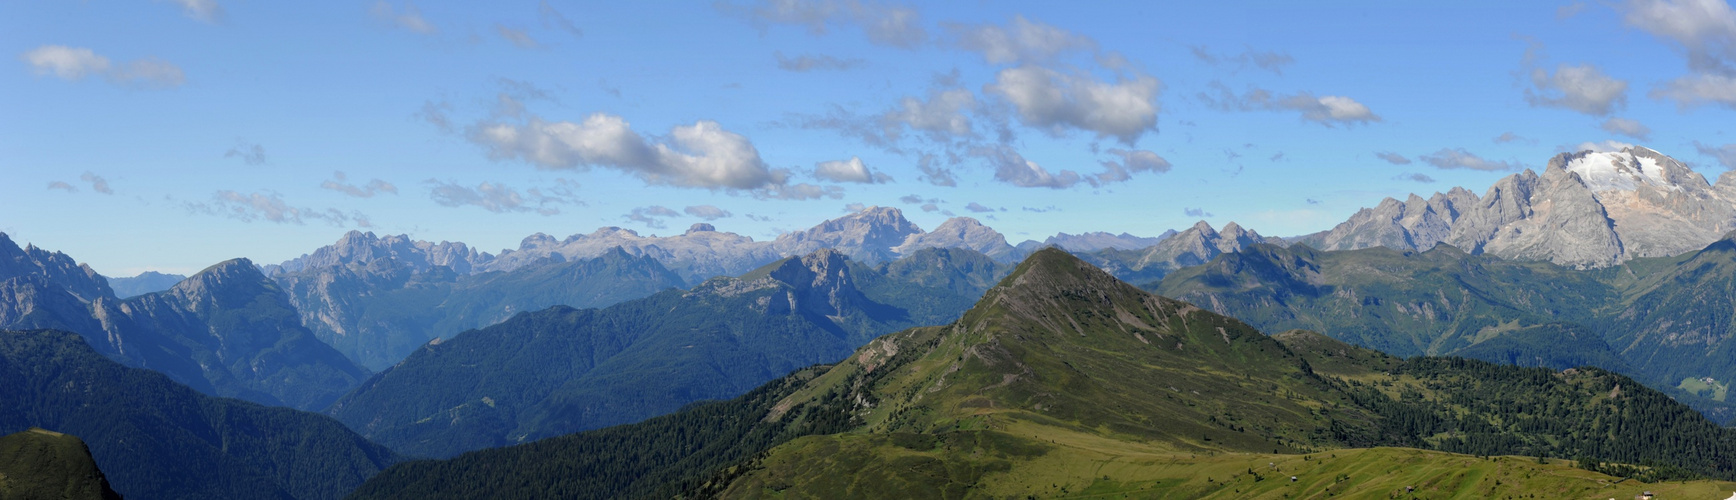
[106,270,185,298]
[0,233,369,410]
[327,247,1008,458]
[350,249,1736,499]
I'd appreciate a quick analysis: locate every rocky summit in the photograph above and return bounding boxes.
[1300,146,1736,268]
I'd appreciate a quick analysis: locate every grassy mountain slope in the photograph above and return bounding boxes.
[0,428,121,500]
[0,329,399,500]
[329,249,1006,459]
[349,249,1736,499]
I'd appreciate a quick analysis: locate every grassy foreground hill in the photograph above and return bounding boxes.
[0,428,121,500]
[350,249,1736,499]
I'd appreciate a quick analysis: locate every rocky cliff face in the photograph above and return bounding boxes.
[265,230,492,276]
[1302,146,1736,268]
[772,206,925,265]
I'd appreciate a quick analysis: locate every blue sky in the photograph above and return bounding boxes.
[5,0,1736,276]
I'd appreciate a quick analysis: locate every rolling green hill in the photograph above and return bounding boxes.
[0,329,399,500]
[349,249,1736,499]
[0,428,121,500]
[328,248,1007,459]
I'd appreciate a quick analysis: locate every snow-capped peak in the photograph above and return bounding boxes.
[1560,146,1702,193]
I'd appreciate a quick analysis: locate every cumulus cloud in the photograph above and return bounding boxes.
[20,45,185,88]
[1375,151,1412,165]
[1652,73,1736,108]
[950,15,1095,64]
[1091,148,1171,186]
[1600,117,1652,140]
[321,171,398,198]
[539,1,583,39]
[964,202,997,213]
[47,181,76,193]
[469,113,784,190]
[624,206,680,229]
[813,156,891,183]
[1621,0,1736,108]
[916,153,959,187]
[1419,148,1523,171]
[496,25,541,48]
[988,65,1161,145]
[1695,141,1736,169]
[79,172,113,194]
[919,203,941,212]
[1525,63,1628,115]
[1189,46,1295,74]
[1183,207,1213,217]
[979,146,1080,189]
[185,191,370,227]
[165,0,223,22]
[426,179,580,215]
[882,87,977,142]
[224,141,267,166]
[775,51,865,71]
[727,0,927,48]
[684,205,733,220]
[1199,82,1380,127]
[371,1,437,34]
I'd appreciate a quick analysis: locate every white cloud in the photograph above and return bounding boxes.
[1091,148,1170,186]
[980,146,1080,189]
[426,180,579,215]
[538,1,583,39]
[1651,72,1736,109]
[1525,63,1628,115]
[1695,141,1736,169]
[47,181,76,193]
[80,172,113,194]
[951,15,1095,64]
[1622,0,1736,108]
[1184,207,1213,218]
[20,45,184,88]
[1572,140,1637,153]
[371,1,437,34]
[1600,117,1652,140]
[1493,131,1532,144]
[469,113,783,190]
[321,171,399,198]
[882,88,976,140]
[751,182,844,200]
[496,25,541,48]
[684,205,733,220]
[1199,83,1379,127]
[21,46,109,80]
[988,65,1161,145]
[814,156,890,183]
[1375,151,1412,165]
[1419,148,1523,171]
[165,0,223,22]
[774,51,865,72]
[625,206,680,229]
[1399,173,1437,183]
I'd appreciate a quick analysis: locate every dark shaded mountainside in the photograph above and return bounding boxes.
[1152,237,1736,421]
[275,244,688,371]
[328,247,1009,459]
[0,233,368,410]
[0,428,121,500]
[351,249,1736,499]
[0,329,399,500]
